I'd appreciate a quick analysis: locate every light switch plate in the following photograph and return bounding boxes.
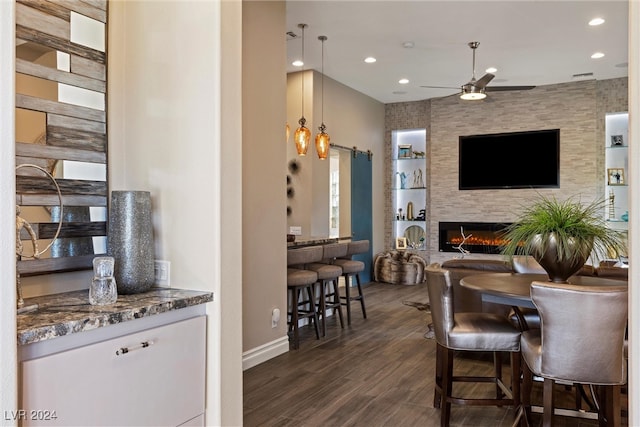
[154,260,171,287]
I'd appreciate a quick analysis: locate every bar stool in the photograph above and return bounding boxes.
[333,240,369,325]
[287,246,322,349]
[307,243,347,336]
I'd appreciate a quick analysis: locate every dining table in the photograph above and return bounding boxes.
[460,272,627,311]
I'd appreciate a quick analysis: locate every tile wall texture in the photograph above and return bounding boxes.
[384,77,628,264]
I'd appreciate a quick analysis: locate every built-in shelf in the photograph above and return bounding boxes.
[392,129,427,251]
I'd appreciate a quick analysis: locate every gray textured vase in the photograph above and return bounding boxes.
[108,191,155,294]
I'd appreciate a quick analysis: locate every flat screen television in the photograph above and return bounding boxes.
[458,129,560,190]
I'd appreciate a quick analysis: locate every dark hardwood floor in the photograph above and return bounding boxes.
[243,281,627,426]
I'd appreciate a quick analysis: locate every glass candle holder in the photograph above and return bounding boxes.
[90,256,118,306]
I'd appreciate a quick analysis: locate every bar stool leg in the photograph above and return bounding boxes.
[288,286,301,350]
[330,278,345,328]
[342,274,353,325]
[355,273,367,319]
[318,281,327,337]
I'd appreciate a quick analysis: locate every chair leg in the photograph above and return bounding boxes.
[288,287,300,349]
[343,274,353,325]
[542,378,555,427]
[511,351,521,409]
[318,281,327,337]
[598,384,621,427]
[493,352,503,399]
[434,343,443,408]
[329,278,344,328]
[355,273,367,319]
[305,285,320,339]
[521,360,533,427]
[441,345,454,427]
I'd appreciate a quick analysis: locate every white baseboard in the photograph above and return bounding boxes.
[242,336,289,370]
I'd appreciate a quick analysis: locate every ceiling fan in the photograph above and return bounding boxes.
[420,41,535,100]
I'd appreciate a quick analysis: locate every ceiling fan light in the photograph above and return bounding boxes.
[460,84,486,100]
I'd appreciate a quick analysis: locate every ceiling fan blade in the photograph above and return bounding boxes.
[420,85,460,90]
[474,73,495,89]
[485,85,536,92]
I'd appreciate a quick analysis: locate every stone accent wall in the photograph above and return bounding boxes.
[385,78,628,265]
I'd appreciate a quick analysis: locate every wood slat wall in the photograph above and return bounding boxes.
[16,0,108,274]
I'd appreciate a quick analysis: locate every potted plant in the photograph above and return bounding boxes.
[500,195,627,282]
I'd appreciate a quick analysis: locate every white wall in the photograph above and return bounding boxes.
[108,1,242,425]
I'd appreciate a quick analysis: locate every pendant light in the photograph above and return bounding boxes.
[294,23,311,155]
[315,35,330,160]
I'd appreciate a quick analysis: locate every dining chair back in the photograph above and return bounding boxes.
[521,280,628,426]
[425,263,522,426]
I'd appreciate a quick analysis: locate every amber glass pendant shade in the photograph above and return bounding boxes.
[315,124,330,160]
[295,119,311,155]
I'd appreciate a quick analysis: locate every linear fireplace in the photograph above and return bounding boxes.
[439,222,511,254]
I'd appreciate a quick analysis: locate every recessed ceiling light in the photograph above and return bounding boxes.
[615,62,629,68]
[392,91,407,95]
[485,67,497,73]
[398,78,409,84]
[589,17,605,26]
[292,60,303,67]
[402,41,414,49]
[364,57,376,64]
[591,52,605,59]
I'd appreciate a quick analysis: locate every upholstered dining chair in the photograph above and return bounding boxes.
[425,264,522,427]
[286,246,323,349]
[510,256,545,330]
[333,240,369,325]
[520,281,628,427]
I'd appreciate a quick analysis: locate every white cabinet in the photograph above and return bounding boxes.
[20,315,206,427]
[392,129,427,250]
[605,112,629,230]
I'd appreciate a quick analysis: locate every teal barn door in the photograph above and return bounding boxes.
[351,150,373,283]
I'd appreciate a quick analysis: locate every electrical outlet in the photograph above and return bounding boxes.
[289,226,302,236]
[271,308,280,328]
[154,260,171,288]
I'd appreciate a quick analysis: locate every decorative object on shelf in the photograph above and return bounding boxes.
[611,134,624,146]
[108,191,155,294]
[453,226,472,258]
[294,23,311,155]
[314,35,330,160]
[398,144,412,158]
[608,189,616,220]
[412,169,425,188]
[397,208,404,220]
[395,237,407,250]
[404,225,426,249]
[15,164,63,311]
[406,201,414,220]
[398,171,407,189]
[90,256,118,306]
[50,206,94,257]
[608,168,624,185]
[500,195,627,283]
[415,209,426,221]
[413,150,425,158]
[287,234,296,243]
[622,211,629,222]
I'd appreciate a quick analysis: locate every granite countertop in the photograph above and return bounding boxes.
[287,236,341,248]
[17,288,213,346]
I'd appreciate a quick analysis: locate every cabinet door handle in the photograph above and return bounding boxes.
[115,340,154,356]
